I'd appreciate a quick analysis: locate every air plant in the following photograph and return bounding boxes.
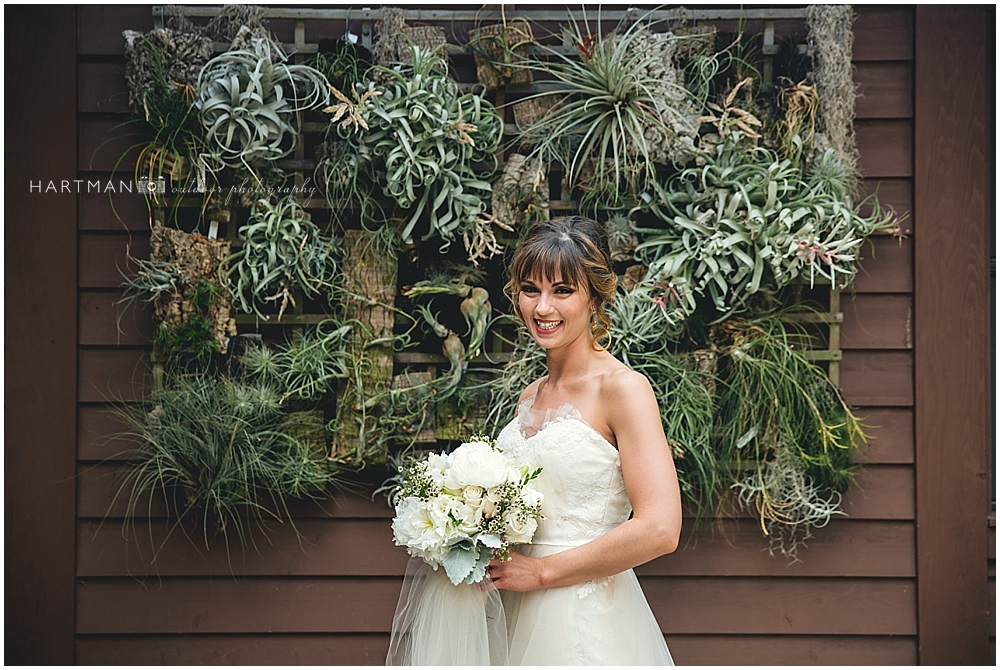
[635,131,899,320]
[153,278,226,371]
[196,36,330,175]
[226,196,341,319]
[714,316,864,560]
[110,372,343,554]
[319,45,503,251]
[518,13,701,211]
[123,28,214,211]
[243,321,351,402]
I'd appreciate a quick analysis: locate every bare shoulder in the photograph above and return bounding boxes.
[517,377,546,405]
[597,359,660,437]
[599,357,655,401]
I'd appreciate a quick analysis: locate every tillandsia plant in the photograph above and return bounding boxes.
[123,28,214,211]
[321,45,504,254]
[242,320,351,403]
[634,131,899,320]
[110,372,343,553]
[518,13,701,212]
[713,316,865,561]
[196,36,330,176]
[226,196,341,319]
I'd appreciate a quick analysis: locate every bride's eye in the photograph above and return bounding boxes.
[555,286,575,295]
[520,284,539,294]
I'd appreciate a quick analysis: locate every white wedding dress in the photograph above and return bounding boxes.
[386,397,673,666]
[495,397,674,665]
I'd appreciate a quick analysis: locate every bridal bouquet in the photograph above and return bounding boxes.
[391,436,543,585]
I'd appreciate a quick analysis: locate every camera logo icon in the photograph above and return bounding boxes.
[137,175,167,195]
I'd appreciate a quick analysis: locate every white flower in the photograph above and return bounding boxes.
[503,510,538,544]
[462,485,484,506]
[482,486,503,518]
[425,452,452,487]
[520,485,544,509]
[445,441,509,489]
[392,496,454,565]
[450,498,484,535]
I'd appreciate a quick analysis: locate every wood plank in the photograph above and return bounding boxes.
[841,294,912,350]
[665,634,917,666]
[853,6,914,62]
[76,633,392,666]
[914,7,992,664]
[78,349,151,403]
[79,186,154,231]
[852,408,914,464]
[78,62,129,114]
[76,632,918,666]
[641,520,914,578]
[852,235,913,293]
[647,577,916,636]
[840,351,914,407]
[78,405,137,461]
[79,518,913,579]
[6,5,79,663]
[78,232,150,289]
[77,5,152,55]
[856,119,913,178]
[79,118,147,173]
[76,577,404,634]
[855,61,913,120]
[77,464,395,519]
[841,464,914,520]
[79,290,154,346]
[75,576,915,635]
[79,462,912,521]
[78,518,411,577]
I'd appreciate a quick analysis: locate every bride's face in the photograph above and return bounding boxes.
[518,270,594,350]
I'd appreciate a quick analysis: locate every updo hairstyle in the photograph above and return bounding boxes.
[504,216,618,345]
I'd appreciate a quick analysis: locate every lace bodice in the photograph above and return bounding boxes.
[496,397,632,547]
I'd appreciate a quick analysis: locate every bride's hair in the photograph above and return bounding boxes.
[504,216,618,345]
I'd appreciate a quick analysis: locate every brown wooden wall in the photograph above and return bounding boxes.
[6,3,990,665]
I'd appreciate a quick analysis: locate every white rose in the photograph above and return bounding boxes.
[503,510,538,545]
[445,441,509,489]
[462,485,484,506]
[482,486,503,518]
[450,498,484,535]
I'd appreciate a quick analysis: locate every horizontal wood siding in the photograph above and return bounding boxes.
[74,5,923,665]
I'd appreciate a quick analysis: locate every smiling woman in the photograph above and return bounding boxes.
[387,216,682,665]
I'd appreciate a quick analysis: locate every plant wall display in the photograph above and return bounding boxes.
[111,6,902,561]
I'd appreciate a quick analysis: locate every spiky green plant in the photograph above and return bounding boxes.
[110,372,343,554]
[243,321,351,402]
[226,196,341,318]
[519,12,700,211]
[713,316,864,559]
[196,36,330,174]
[321,45,503,252]
[635,132,899,320]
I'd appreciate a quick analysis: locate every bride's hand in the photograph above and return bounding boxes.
[486,551,545,592]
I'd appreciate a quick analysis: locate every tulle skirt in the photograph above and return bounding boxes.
[386,546,673,666]
[386,558,509,665]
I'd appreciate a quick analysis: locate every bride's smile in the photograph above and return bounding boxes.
[518,274,593,349]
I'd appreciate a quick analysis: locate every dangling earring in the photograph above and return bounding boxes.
[590,309,598,333]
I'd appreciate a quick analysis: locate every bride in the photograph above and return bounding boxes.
[388,216,682,665]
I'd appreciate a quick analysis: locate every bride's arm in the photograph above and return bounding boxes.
[488,369,682,592]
